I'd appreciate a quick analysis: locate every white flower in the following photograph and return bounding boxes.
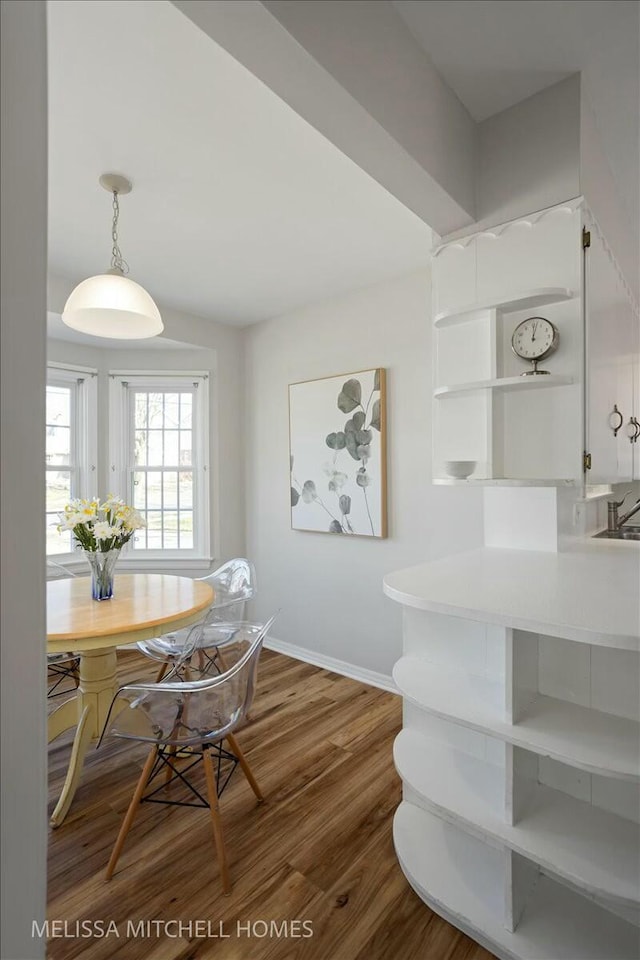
[94,521,116,539]
[57,512,82,532]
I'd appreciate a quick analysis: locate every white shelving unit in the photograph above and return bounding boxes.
[383,550,640,960]
[394,805,640,960]
[393,657,640,780]
[433,477,576,486]
[432,206,583,483]
[434,374,573,400]
[434,287,575,327]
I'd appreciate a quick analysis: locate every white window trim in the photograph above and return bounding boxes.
[46,363,98,561]
[108,371,211,567]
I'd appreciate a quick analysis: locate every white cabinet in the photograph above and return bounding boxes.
[384,549,640,960]
[585,219,638,484]
[432,200,639,487]
[432,202,583,484]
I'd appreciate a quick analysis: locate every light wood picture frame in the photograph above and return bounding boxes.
[289,368,387,538]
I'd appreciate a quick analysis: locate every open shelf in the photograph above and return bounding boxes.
[393,658,640,781]
[434,287,575,327]
[434,374,573,399]
[395,730,639,907]
[394,803,640,960]
[433,477,576,487]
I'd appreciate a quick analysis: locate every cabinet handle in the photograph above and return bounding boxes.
[609,404,623,436]
[631,417,640,443]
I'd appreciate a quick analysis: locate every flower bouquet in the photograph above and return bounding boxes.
[58,496,146,600]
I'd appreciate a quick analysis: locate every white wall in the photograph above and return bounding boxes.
[580,89,639,303]
[244,269,484,680]
[1,2,47,957]
[173,0,476,236]
[476,75,581,231]
[47,275,247,564]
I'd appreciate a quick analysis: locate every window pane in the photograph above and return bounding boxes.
[179,511,193,549]
[148,393,164,428]
[133,471,146,510]
[145,511,163,549]
[146,471,162,508]
[163,472,178,509]
[46,385,71,427]
[163,511,178,549]
[178,472,193,509]
[47,515,72,555]
[147,430,163,466]
[46,470,71,512]
[179,431,192,465]
[164,430,179,465]
[180,394,192,428]
[164,393,180,428]
[134,393,148,429]
[134,430,148,466]
[46,425,71,464]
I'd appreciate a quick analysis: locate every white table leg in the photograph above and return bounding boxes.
[49,647,120,826]
[48,697,78,744]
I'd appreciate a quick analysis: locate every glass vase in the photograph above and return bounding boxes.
[84,549,121,601]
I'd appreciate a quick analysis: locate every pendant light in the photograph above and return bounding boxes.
[62,174,163,339]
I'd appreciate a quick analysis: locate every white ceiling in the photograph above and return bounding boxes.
[393,0,639,245]
[49,1,638,330]
[47,0,430,327]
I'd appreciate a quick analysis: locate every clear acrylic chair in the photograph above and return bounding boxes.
[100,614,276,893]
[137,558,257,681]
[46,560,80,698]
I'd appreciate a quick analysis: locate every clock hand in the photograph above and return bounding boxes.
[531,320,538,342]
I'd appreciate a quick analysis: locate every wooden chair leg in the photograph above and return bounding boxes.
[202,748,232,896]
[106,746,158,881]
[226,732,264,803]
[164,745,177,785]
[155,662,168,683]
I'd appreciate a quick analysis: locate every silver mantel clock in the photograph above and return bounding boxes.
[511,315,559,375]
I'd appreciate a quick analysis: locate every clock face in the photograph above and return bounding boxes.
[511,316,559,362]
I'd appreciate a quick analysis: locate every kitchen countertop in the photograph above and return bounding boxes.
[383,541,640,650]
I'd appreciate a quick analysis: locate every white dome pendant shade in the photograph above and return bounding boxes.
[63,272,163,339]
[62,174,163,340]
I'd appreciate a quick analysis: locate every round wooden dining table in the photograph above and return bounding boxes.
[47,573,213,827]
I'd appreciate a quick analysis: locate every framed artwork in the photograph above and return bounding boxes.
[289,368,387,537]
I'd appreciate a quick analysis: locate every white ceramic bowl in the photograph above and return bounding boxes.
[444,460,477,479]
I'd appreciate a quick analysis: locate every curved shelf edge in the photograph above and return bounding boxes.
[434,288,575,327]
[392,658,640,782]
[432,477,577,487]
[394,804,640,960]
[434,374,574,399]
[394,730,639,908]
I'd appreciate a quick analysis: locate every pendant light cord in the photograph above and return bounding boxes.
[110,190,130,275]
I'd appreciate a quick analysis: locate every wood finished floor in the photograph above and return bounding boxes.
[48,650,495,960]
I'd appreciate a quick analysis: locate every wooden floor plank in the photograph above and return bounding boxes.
[47,649,495,960]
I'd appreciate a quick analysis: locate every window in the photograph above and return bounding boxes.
[46,364,97,555]
[109,373,210,559]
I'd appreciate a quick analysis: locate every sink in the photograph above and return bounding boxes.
[593,528,640,541]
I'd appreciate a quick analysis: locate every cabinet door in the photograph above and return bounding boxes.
[586,232,634,483]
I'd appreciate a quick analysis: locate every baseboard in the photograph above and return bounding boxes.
[264,635,398,695]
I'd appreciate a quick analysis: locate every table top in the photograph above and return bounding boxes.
[47,573,214,652]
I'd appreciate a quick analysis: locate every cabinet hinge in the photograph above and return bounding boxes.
[582,227,591,249]
[583,451,592,471]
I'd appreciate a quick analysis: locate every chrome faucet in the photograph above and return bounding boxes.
[607,492,640,532]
